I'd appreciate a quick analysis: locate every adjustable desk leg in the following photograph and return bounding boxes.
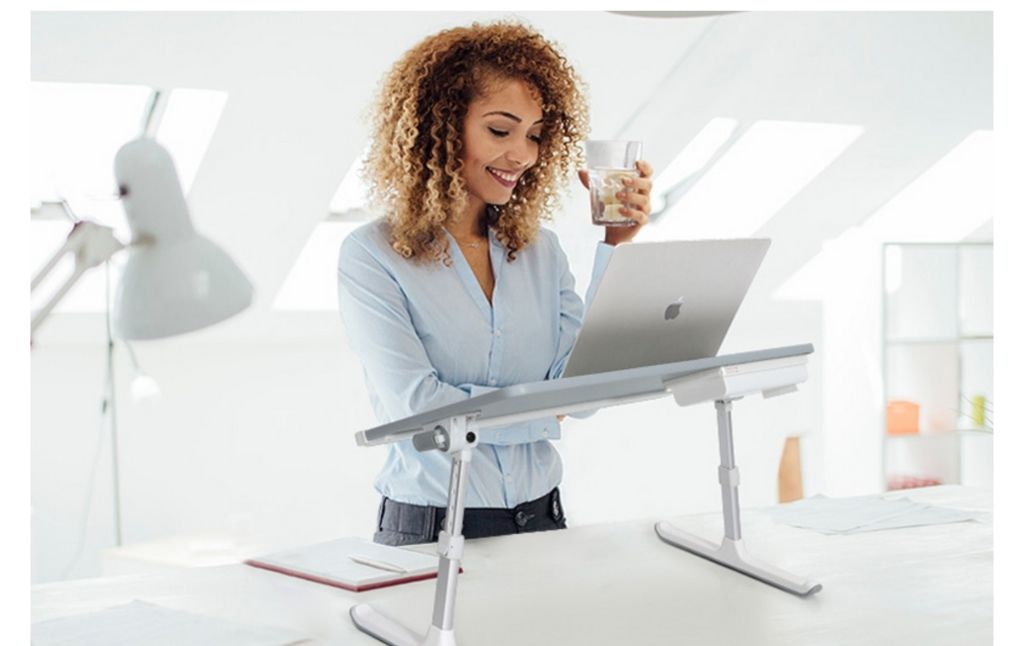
[655,399,822,596]
[428,448,471,643]
[351,439,474,645]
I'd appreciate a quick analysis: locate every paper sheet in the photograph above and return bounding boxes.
[766,494,981,534]
[32,600,310,646]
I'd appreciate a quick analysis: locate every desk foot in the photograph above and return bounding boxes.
[654,522,822,597]
[350,604,458,646]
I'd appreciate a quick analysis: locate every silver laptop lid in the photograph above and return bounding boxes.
[562,239,770,378]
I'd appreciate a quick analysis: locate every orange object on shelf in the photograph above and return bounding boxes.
[887,400,920,436]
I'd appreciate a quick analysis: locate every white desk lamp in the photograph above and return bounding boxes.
[31,136,253,550]
[31,136,253,338]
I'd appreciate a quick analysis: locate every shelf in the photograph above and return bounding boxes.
[882,243,993,489]
[886,428,991,440]
[884,336,992,345]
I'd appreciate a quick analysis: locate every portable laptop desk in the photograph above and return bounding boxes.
[350,344,821,646]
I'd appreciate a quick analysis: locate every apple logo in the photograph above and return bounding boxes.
[664,296,685,320]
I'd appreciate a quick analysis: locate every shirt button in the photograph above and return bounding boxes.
[495,432,502,441]
[495,329,502,337]
[542,429,549,438]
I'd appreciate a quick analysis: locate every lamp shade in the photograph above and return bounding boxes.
[112,137,253,340]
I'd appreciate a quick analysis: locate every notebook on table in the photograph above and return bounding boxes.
[245,536,446,592]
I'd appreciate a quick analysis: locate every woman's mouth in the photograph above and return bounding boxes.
[486,167,519,189]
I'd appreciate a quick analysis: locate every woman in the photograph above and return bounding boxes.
[337,21,654,546]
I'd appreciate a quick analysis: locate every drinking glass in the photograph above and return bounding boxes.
[584,140,643,226]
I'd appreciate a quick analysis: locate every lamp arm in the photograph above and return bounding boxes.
[31,234,77,292]
[31,221,125,335]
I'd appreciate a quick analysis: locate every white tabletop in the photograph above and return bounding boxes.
[32,485,991,645]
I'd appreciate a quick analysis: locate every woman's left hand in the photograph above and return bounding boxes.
[578,159,655,246]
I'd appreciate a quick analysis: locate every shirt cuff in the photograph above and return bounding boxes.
[585,242,615,307]
[593,242,614,278]
[463,384,562,445]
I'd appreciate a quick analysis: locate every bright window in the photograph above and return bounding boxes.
[153,88,229,197]
[651,117,738,215]
[271,217,367,311]
[640,120,863,242]
[775,130,992,301]
[328,148,371,215]
[31,82,153,233]
[274,153,372,311]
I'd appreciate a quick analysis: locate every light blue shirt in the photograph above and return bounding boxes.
[337,218,612,508]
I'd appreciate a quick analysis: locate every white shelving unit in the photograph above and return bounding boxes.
[881,243,993,489]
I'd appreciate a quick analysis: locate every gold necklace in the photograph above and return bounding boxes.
[448,230,487,250]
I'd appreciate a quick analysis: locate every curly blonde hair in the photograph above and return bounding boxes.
[362,20,589,264]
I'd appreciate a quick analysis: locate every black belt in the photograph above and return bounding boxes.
[374,487,566,546]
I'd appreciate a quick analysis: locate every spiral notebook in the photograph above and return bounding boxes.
[245,537,445,592]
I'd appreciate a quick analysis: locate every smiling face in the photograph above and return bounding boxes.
[460,77,544,217]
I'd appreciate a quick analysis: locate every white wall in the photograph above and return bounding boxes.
[32,343,117,582]
[32,331,377,583]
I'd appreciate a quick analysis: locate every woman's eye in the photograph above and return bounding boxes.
[529,134,542,144]
[488,127,509,137]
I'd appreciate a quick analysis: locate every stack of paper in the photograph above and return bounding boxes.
[765,494,981,534]
[32,600,309,646]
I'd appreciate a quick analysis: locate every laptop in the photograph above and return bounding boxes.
[561,239,770,378]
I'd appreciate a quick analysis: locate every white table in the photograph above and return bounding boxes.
[32,485,992,645]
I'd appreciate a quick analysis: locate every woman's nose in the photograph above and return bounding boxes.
[506,141,534,169]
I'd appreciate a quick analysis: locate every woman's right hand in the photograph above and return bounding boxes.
[578,159,655,245]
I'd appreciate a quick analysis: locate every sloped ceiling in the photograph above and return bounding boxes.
[30,11,992,343]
